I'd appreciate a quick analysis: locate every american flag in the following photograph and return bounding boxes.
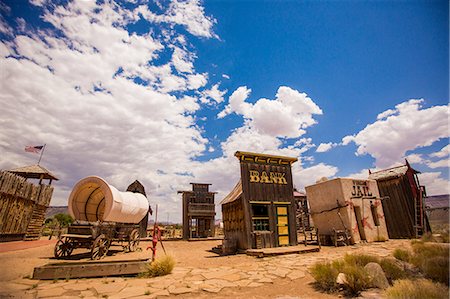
[25,145,44,153]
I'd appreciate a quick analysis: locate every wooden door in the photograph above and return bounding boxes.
[276,206,289,246]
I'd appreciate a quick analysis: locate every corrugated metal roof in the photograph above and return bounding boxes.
[220,180,242,205]
[425,194,449,210]
[368,165,409,180]
[8,164,58,180]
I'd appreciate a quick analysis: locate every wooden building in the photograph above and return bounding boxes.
[221,151,298,250]
[294,189,311,232]
[0,165,58,241]
[178,183,216,240]
[368,160,431,239]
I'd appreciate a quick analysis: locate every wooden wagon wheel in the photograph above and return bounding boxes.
[128,229,140,252]
[54,237,74,258]
[91,234,110,260]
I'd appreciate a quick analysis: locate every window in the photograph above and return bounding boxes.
[252,204,269,231]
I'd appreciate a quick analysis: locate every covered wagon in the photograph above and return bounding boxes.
[54,176,151,260]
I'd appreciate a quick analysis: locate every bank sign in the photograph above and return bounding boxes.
[249,170,288,185]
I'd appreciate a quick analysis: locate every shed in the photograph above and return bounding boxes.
[221,151,298,250]
[369,160,431,238]
[0,165,58,241]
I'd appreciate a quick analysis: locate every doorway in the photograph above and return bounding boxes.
[276,206,290,246]
[354,206,366,241]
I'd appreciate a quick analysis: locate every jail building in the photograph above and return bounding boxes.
[306,178,389,244]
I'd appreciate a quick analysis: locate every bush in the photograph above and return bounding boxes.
[385,279,448,299]
[141,255,175,278]
[343,253,379,267]
[341,264,371,297]
[53,213,74,227]
[310,262,339,292]
[393,248,411,262]
[410,242,449,285]
[310,255,377,296]
[378,258,407,283]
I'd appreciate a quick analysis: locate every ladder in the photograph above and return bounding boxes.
[414,186,426,238]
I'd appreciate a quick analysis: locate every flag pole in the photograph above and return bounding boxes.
[38,144,46,165]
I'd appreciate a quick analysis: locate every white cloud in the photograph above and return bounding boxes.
[347,169,370,179]
[316,142,337,153]
[222,74,230,79]
[418,172,450,196]
[218,86,323,138]
[200,83,227,104]
[293,163,339,190]
[430,144,450,158]
[427,158,449,169]
[376,108,396,120]
[0,0,219,223]
[137,0,217,38]
[404,153,425,164]
[171,46,194,73]
[342,99,449,168]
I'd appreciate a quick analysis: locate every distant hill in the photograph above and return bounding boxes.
[45,206,68,218]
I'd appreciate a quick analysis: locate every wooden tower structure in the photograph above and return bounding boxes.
[179,183,216,240]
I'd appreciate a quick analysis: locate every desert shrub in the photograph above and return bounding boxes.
[378,258,407,282]
[385,278,448,299]
[393,248,411,262]
[310,262,339,292]
[141,255,175,278]
[341,264,371,297]
[53,213,74,227]
[410,242,449,285]
[343,253,379,267]
[310,255,379,296]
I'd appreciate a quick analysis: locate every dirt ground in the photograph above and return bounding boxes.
[0,238,411,298]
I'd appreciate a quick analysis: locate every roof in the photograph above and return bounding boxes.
[220,180,242,205]
[8,164,59,181]
[293,190,306,197]
[425,194,449,210]
[368,162,419,181]
[235,151,298,165]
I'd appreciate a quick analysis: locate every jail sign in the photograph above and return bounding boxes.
[249,170,288,185]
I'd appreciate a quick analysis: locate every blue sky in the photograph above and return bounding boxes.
[0,0,448,222]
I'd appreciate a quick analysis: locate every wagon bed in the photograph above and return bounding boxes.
[54,221,141,260]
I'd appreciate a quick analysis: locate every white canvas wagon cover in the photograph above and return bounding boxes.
[68,176,149,224]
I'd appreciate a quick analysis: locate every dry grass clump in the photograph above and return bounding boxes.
[310,254,384,296]
[140,255,175,278]
[310,262,339,292]
[392,248,411,262]
[385,278,448,299]
[410,241,449,285]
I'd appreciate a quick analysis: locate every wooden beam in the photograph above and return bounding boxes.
[32,258,149,280]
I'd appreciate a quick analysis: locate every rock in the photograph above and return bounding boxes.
[364,262,389,289]
[287,270,305,280]
[248,282,263,287]
[336,273,348,285]
[168,286,195,295]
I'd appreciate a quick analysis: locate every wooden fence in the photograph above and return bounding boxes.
[0,171,54,241]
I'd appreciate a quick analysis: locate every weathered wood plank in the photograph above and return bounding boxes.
[32,259,150,280]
